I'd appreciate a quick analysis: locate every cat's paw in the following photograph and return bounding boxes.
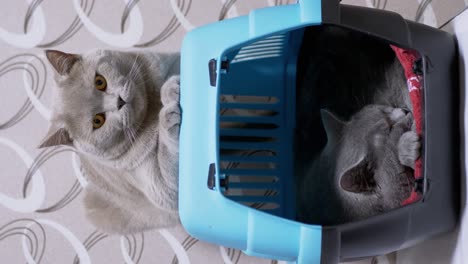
[398,131,421,169]
[388,108,407,123]
[161,75,180,106]
[390,110,413,135]
[159,103,181,142]
[382,106,408,124]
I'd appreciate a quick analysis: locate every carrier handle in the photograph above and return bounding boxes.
[319,229,340,264]
[299,0,340,24]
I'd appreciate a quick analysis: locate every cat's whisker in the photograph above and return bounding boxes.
[128,53,140,79]
[126,66,157,91]
[133,77,154,87]
[136,67,154,81]
[134,65,155,79]
[123,128,137,151]
[124,128,130,142]
[129,66,144,82]
[130,68,146,80]
[123,129,131,143]
[130,128,137,143]
[131,68,154,83]
[126,55,153,89]
[127,128,136,144]
[131,122,144,136]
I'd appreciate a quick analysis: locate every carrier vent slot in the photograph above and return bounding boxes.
[241,202,280,211]
[227,175,279,183]
[219,92,283,214]
[220,122,279,130]
[232,34,286,63]
[220,154,278,163]
[221,115,279,123]
[220,134,277,142]
[219,143,279,151]
[219,168,279,176]
[220,161,277,169]
[220,95,279,104]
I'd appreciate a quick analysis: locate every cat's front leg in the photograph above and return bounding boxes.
[158,102,180,185]
[159,75,181,147]
[161,75,180,106]
[390,112,421,169]
[398,131,421,169]
[157,75,181,206]
[156,103,180,212]
[158,88,181,200]
[159,103,181,149]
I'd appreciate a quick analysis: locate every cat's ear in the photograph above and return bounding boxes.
[339,156,375,193]
[38,126,73,148]
[320,109,345,144]
[45,50,80,76]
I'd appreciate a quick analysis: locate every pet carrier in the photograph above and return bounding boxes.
[178,0,459,263]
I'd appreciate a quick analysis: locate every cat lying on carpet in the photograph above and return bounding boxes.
[39,50,181,234]
[298,105,420,225]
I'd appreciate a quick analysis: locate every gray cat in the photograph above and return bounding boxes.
[297,105,420,225]
[295,26,412,160]
[39,50,181,234]
[295,26,422,225]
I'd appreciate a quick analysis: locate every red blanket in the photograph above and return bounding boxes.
[390,46,423,205]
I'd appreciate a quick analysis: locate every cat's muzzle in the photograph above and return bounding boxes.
[118,96,126,110]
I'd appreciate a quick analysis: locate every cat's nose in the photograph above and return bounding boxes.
[118,96,126,110]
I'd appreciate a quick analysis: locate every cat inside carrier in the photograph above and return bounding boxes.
[179,0,459,263]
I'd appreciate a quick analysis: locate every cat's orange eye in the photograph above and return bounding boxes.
[95,74,107,91]
[93,113,106,129]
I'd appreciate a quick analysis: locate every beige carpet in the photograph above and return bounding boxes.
[0,0,465,263]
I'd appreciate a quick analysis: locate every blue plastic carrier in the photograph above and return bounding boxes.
[179,1,321,263]
[179,0,459,263]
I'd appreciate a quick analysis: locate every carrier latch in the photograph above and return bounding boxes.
[207,163,216,190]
[209,59,217,87]
[414,177,424,193]
[207,163,229,190]
[208,58,230,87]
[412,58,423,76]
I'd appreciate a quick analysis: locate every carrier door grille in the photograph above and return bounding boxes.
[218,32,296,218]
[219,95,283,215]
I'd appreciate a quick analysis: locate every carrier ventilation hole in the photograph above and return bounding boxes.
[232,34,286,63]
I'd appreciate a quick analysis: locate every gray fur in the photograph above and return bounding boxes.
[398,131,421,169]
[40,49,181,234]
[295,26,414,178]
[298,105,418,225]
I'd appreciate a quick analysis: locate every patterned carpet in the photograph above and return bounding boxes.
[0,0,466,263]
